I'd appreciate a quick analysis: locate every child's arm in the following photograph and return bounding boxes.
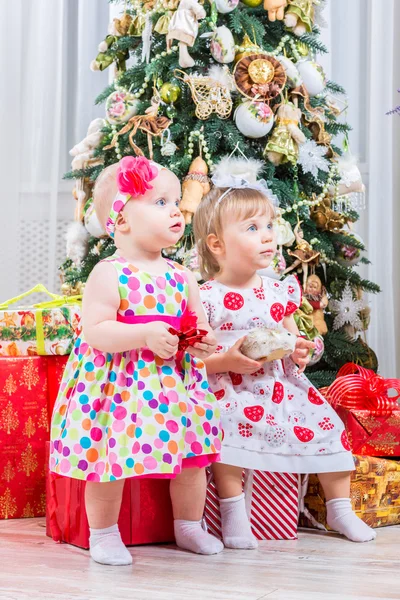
[282,314,315,373]
[82,262,178,357]
[185,269,217,359]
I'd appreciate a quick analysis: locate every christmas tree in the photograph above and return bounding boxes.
[61,0,379,387]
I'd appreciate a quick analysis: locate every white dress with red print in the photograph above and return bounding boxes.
[200,275,354,474]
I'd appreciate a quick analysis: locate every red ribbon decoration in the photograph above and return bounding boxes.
[326,363,400,415]
[169,311,208,352]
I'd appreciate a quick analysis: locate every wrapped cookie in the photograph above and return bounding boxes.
[240,327,297,362]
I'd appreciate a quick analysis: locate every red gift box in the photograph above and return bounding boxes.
[0,356,49,519]
[45,443,175,549]
[46,355,69,428]
[205,470,299,540]
[323,363,400,456]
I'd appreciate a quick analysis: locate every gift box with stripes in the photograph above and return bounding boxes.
[204,470,300,541]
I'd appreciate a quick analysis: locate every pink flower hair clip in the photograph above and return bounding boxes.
[106,156,159,239]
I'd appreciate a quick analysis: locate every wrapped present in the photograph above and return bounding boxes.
[324,363,400,456]
[300,455,400,529]
[0,356,49,519]
[0,284,81,357]
[205,470,300,540]
[45,443,175,549]
[47,355,69,428]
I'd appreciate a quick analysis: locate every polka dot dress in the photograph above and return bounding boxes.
[50,254,222,482]
[200,275,354,475]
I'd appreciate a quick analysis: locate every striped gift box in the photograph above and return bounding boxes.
[204,470,300,541]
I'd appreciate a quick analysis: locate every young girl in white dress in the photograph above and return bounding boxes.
[193,176,376,547]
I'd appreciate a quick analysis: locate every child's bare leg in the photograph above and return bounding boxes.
[85,480,132,565]
[212,463,258,550]
[170,466,224,555]
[318,471,376,543]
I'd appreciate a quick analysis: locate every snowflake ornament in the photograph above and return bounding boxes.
[329,281,366,331]
[298,140,330,179]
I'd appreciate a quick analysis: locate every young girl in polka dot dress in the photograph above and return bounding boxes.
[194,181,376,548]
[50,156,223,565]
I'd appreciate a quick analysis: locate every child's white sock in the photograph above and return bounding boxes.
[89,524,133,565]
[174,519,224,555]
[219,493,258,549]
[326,498,377,542]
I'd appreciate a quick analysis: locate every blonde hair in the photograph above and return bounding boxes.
[93,163,120,230]
[193,186,276,280]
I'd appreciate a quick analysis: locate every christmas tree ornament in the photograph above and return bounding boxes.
[166,105,178,119]
[234,100,274,138]
[310,197,347,231]
[258,249,286,279]
[284,0,316,36]
[329,281,366,332]
[298,139,330,178]
[83,200,106,238]
[284,221,320,285]
[264,102,305,165]
[66,222,90,265]
[104,96,171,159]
[275,211,295,246]
[241,0,263,7]
[263,0,287,20]
[329,154,366,211]
[308,334,324,366]
[176,68,233,120]
[180,156,211,224]
[105,90,140,124]
[277,55,302,88]
[293,297,319,340]
[160,128,178,156]
[234,53,286,101]
[334,232,364,267]
[205,25,236,64]
[234,34,261,63]
[215,0,240,14]
[69,118,105,171]
[90,14,133,73]
[160,80,181,104]
[167,0,206,68]
[305,274,328,336]
[182,245,202,281]
[296,60,326,96]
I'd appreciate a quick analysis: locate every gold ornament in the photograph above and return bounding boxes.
[175,69,232,120]
[248,58,275,84]
[234,53,286,101]
[241,0,263,6]
[310,197,347,231]
[234,34,261,63]
[296,41,309,56]
[264,101,305,165]
[160,81,181,104]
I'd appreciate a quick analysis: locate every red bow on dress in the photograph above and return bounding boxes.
[169,311,208,351]
[326,363,400,415]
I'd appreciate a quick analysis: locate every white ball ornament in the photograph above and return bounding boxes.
[296,60,326,96]
[215,0,239,13]
[84,202,106,238]
[234,101,274,138]
[210,26,235,64]
[105,90,140,124]
[334,232,365,267]
[277,55,302,89]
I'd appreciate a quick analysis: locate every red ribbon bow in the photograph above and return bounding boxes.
[169,311,208,352]
[326,363,400,415]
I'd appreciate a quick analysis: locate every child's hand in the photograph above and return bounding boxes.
[291,337,315,373]
[223,338,263,374]
[187,331,217,360]
[144,322,179,359]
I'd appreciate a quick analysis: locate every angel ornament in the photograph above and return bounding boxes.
[167,0,206,68]
[284,221,320,285]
